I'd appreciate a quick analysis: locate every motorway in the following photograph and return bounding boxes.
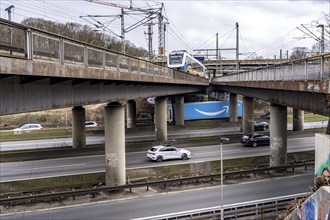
[0,121,326,151]
[0,174,314,219]
[0,136,314,182]
[0,127,240,151]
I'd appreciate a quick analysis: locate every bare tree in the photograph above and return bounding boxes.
[290,47,308,60]
[21,18,148,57]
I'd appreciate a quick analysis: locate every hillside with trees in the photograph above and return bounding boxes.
[21,18,149,58]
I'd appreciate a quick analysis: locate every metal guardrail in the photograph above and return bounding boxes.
[0,162,313,206]
[0,18,174,79]
[216,53,330,82]
[133,193,307,220]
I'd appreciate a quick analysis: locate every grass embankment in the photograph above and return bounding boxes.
[0,127,101,142]
[0,128,73,142]
[0,113,327,143]
[287,114,328,123]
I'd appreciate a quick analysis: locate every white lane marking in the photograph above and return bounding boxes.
[1,170,105,183]
[13,163,86,172]
[194,149,241,155]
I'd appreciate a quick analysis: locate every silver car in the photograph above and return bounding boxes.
[12,123,43,134]
[147,145,191,162]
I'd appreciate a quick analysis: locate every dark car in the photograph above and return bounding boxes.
[260,112,270,119]
[241,134,270,147]
[240,121,269,132]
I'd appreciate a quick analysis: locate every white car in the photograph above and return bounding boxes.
[85,121,98,127]
[13,123,43,134]
[147,145,191,162]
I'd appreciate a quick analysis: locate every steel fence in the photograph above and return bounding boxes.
[217,53,330,82]
[0,18,173,79]
[133,193,307,220]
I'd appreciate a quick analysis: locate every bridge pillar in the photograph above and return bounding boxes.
[243,97,254,134]
[293,109,304,131]
[229,93,238,123]
[104,102,126,187]
[72,106,86,148]
[155,97,168,143]
[175,95,184,127]
[270,103,287,167]
[126,100,136,128]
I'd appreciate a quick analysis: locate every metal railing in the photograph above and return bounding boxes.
[0,18,174,79]
[217,53,330,82]
[133,193,307,220]
[0,162,313,206]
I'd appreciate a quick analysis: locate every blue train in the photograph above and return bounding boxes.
[167,50,208,79]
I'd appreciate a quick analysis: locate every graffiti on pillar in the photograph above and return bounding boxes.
[316,155,330,177]
[272,136,283,148]
[106,153,118,167]
[270,137,284,162]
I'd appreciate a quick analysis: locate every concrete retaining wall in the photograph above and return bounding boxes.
[315,133,330,176]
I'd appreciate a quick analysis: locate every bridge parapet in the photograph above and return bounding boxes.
[0,18,207,86]
[213,53,330,83]
[212,53,330,94]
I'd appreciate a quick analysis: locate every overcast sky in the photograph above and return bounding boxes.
[1,0,329,59]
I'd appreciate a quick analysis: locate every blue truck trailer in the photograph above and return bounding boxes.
[172,101,242,121]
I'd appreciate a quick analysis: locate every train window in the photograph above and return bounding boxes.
[169,55,183,65]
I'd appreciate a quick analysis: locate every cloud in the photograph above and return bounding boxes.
[164,0,329,58]
[0,0,328,58]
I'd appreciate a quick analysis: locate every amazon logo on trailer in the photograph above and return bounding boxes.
[182,101,242,120]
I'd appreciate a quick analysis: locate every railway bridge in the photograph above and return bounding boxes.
[210,54,330,171]
[1,18,330,187]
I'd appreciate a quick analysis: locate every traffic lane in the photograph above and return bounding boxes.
[0,155,104,182]
[0,136,315,182]
[0,127,240,151]
[0,174,314,220]
[1,120,324,151]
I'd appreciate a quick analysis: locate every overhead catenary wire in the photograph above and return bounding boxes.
[1,0,99,26]
[167,26,194,53]
[1,0,328,58]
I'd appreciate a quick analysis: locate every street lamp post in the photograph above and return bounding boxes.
[220,137,229,220]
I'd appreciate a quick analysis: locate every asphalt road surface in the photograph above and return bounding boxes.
[0,136,314,182]
[0,174,314,220]
[0,127,239,151]
[0,121,326,151]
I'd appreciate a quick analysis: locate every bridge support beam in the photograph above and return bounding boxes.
[230,93,238,123]
[270,103,287,167]
[155,97,168,143]
[104,102,126,187]
[175,95,184,127]
[243,97,254,134]
[293,109,304,131]
[72,106,86,148]
[126,100,136,128]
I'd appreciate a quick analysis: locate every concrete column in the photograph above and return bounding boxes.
[243,96,254,134]
[126,100,136,128]
[104,102,126,187]
[270,103,287,167]
[72,106,86,148]
[293,109,304,131]
[155,97,167,143]
[175,95,184,126]
[229,93,238,123]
